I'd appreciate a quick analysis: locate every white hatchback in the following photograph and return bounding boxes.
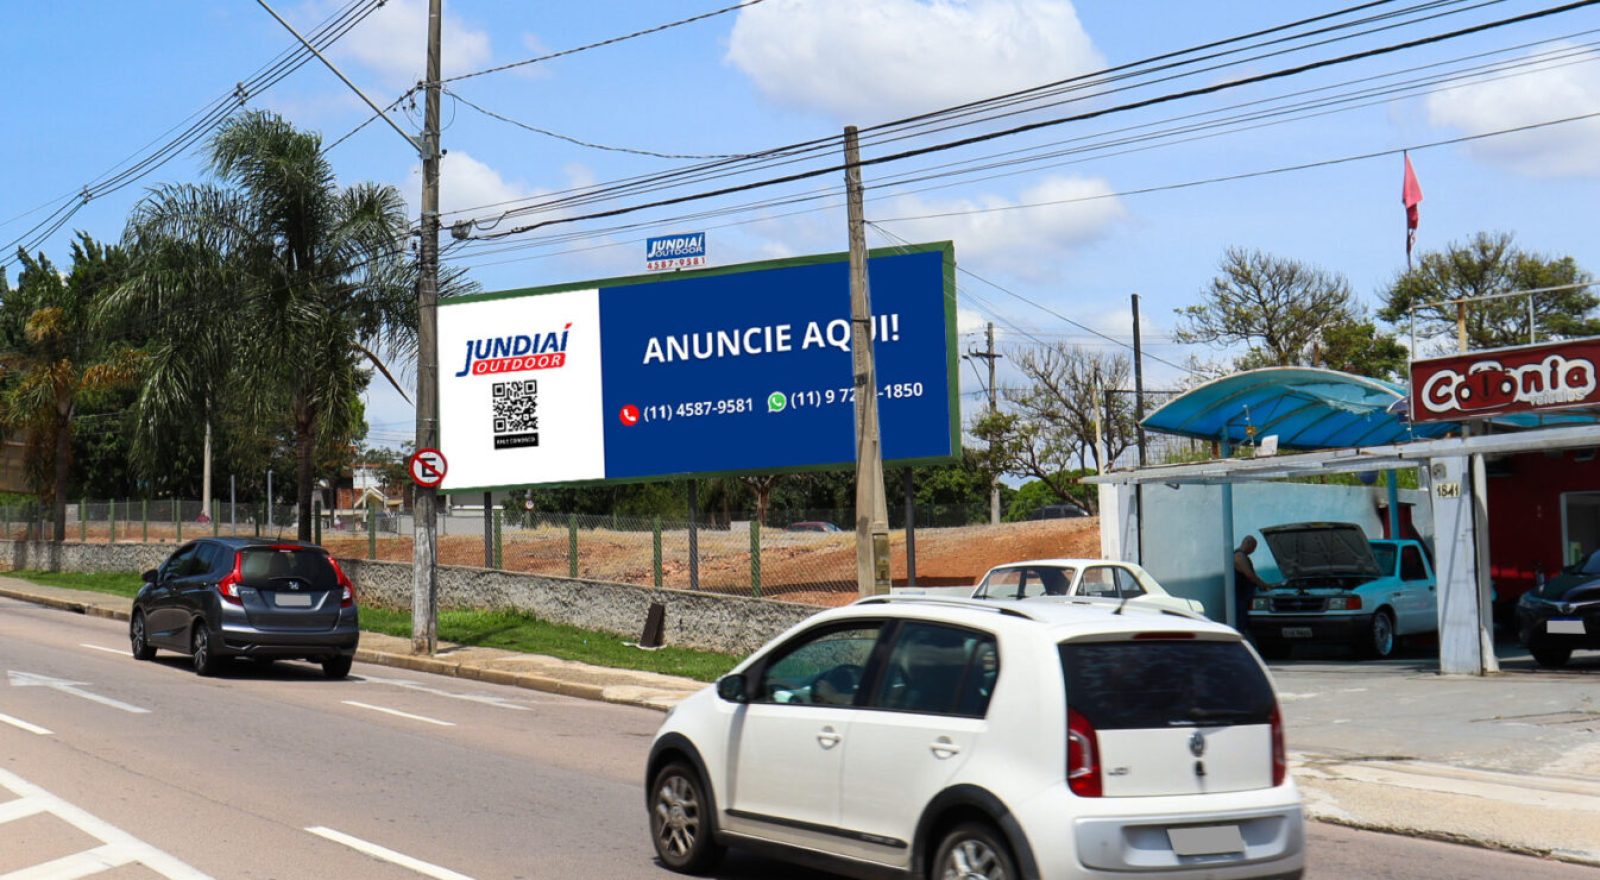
[646,596,1303,879]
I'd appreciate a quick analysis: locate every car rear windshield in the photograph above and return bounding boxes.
[1370,544,1397,576]
[238,547,339,590]
[1060,640,1274,729]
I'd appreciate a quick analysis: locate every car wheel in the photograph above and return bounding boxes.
[130,611,156,661]
[1529,641,1573,669]
[649,762,724,873]
[191,625,221,677]
[322,655,353,680]
[931,821,1018,880]
[1356,610,1396,660]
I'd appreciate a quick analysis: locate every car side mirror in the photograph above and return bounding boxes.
[142,568,158,583]
[716,673,748,704]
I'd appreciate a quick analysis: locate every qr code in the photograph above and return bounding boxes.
[491,380,539,449]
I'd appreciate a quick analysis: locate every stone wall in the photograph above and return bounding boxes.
[0,540,819,655]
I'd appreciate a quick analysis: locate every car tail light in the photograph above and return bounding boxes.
[1067,708,1102,797]
[1270,704,1287,786]
[329,557,356,609]
[217,553,243,605]
[1326,595,1363,611]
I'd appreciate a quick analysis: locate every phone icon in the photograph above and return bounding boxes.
[619,404,641,426]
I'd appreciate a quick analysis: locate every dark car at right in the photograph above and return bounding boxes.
[1516,550,1600,668]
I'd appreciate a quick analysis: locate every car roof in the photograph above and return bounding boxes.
[195,537,326,551]
[837,595,1229,640]
[985,559,1141,569]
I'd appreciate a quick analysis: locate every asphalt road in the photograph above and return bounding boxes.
[1,595,1595,880]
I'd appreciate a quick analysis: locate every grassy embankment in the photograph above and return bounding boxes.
[3,569,736,682]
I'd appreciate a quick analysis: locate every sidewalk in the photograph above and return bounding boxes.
[0,577,704,712]
[3,578,1598,867]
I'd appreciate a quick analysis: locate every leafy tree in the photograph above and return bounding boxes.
[0,237,140,539]
[1004,474,1094,521]
[115,111,426,540]
[1377,231,1598,352]
[1177,248,1408,378]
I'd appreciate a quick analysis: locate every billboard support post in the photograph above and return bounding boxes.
[688,480,701,591]
[844,125,891,597]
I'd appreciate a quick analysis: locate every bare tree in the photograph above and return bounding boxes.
[975,345,1135,513]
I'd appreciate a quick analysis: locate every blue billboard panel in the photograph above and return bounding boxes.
[436,243,955,491]
[644,231,707,271]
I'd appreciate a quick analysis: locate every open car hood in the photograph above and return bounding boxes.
[1260,522,1382,581]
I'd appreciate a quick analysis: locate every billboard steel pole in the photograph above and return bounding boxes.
[844,126,891,597]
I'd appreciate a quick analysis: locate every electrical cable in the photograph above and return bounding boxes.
[443,87,746,159]
[462,0,1600,241]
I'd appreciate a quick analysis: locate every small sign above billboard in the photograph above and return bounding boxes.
[645,232,706,271]
[1409,337,1600,422]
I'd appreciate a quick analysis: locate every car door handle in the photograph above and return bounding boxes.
[929,736,961,759]
[816,726,842,749]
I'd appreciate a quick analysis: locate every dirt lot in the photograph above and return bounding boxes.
[321,516,1102,608]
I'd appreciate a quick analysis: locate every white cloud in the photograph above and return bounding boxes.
[1425,46,1600,177]
[873,175,1125,280]
[403,151,538,222]
[323,0,493,89]
[726,0,1104,122]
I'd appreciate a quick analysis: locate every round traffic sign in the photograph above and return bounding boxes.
[408,448,448,488]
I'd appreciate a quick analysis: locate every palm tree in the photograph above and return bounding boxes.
[116,111,420,541]
[0,236,140,540]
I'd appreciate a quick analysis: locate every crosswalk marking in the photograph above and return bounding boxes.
[0,767,211,880]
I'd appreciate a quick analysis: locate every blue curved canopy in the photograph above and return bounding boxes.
[1143,367,1460,450]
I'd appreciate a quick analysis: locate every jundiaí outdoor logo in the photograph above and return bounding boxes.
[454,324,571,377]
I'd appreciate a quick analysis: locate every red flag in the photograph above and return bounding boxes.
[1401,151,1423,266]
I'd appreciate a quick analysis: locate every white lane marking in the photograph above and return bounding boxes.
[341,701,455,727]
[305,826,476,880]
[7,671,150,715]
[79,644,125,656]
[0,767,212,879]
[355,674,533,711]
[0,711,53,736]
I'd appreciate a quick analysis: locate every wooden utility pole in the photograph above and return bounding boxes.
[967,322,1003,524]
[844,126,890,597]
[412,0,443,655]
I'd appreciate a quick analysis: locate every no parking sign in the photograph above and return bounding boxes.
[408,448,448,488]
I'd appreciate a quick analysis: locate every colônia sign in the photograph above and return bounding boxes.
[1409,337,1600,422]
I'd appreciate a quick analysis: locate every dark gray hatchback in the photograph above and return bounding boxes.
[130,538,359,678]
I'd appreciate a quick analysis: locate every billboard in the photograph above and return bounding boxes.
[1410,337,1600,422]
[644,231,707,271]
[436,242,956,492]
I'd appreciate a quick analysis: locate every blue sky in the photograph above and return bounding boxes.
[5,0,1600,450]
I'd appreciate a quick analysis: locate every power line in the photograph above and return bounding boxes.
[443,88,744,160]
[461,0,1600,242]
[436,0,1453,226]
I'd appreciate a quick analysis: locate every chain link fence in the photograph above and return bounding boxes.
[3,498,1008,608]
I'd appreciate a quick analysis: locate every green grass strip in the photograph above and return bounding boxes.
[2,569,736,682]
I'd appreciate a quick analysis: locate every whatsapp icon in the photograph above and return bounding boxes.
[766,391,787,413]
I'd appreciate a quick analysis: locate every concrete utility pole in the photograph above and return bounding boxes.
[843,126,891,597]
[412,0,443,655]
[1457,301,1468,353]
[1131,294,1146,563]
[968,322,1002,524]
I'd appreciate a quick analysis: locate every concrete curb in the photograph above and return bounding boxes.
[0,586,686,713]
[0,587,129,623]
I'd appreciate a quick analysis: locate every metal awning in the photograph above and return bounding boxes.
[1142,367,1459,450]
[1088,423,1600,485]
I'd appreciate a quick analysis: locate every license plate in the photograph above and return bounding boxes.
[275,593,313,608]
[1548,618,1586,635]
[1168,824,1245,856]
[1282,627,1313,639]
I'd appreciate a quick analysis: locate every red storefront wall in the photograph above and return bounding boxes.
[1486,449,1600,602]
